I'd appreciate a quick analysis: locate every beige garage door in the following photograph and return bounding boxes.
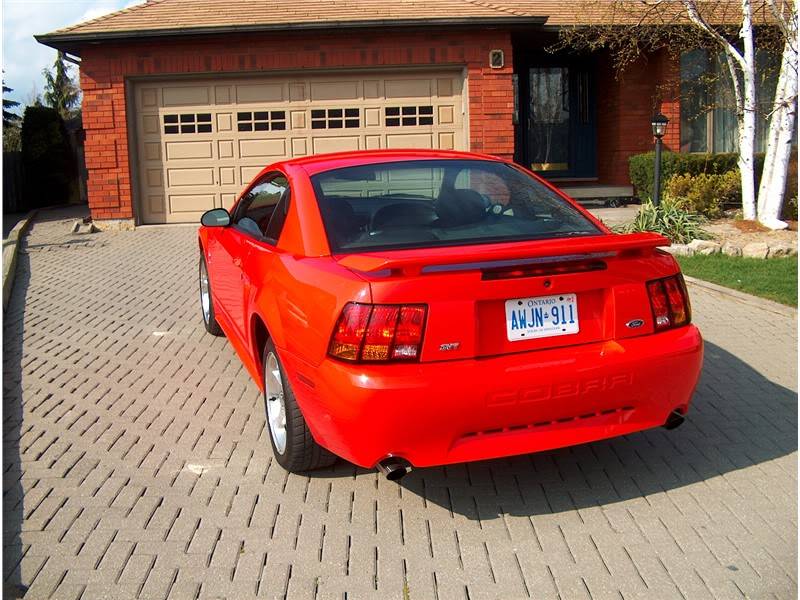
[133,71,467,224]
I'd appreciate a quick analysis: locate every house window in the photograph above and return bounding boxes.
[680,49,779,153]
[164,113,212,134]
[311,108,360,129]
[237,111,286,132]
[385,106,434,127]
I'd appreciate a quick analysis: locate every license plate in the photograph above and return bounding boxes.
[505,293,579,341]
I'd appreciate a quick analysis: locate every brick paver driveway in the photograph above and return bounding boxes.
[4,212,797,599]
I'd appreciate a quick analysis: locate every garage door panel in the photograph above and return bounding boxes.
[143,143,161,161]
[135,70,466,224]
[219,167,236,186]
[142,115,160,135]
[236,84,284,103]
[148,194,165,214]
[168,168,215,187]
[221,193,237,209]
[163,86,210,106]
[312,136,360,154]
[165,140,214,160]
[169,194,216,213]
[218,140,235,159]
[385,79,432,98]
[386,133,434,149]
[215,86,232,104]
[140,88,158,109]
[145,169,163,187]
[291,138,308,156]
[238,138,286,158]
[217,113,234,132]
[240,165,264,185]
[438,132,455,150]
[310,81,359,101]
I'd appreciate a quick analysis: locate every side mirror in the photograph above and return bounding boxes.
[201,208,231,227]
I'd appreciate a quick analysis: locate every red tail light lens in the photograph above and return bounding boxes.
[328,303,371,360]
[647,274,691,332]
[329,303,427,362]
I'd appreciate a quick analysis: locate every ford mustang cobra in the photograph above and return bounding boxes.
[197,150,703,480]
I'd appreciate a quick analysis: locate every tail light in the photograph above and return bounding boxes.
[647,274,691,332]
[329,302,427,362]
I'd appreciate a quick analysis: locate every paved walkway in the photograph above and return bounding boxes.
[3,212,797,599]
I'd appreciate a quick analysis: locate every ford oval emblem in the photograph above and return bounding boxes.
[626,319,645,329]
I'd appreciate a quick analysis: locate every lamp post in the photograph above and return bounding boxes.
[651,113,669,207]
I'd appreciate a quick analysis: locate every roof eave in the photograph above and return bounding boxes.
[36,16,548,55]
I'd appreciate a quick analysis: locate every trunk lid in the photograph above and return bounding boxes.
[337,233,677,362]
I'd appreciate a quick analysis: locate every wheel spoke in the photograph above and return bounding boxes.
[264,352,287,455]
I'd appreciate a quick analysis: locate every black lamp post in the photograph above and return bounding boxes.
[651,113,670,207]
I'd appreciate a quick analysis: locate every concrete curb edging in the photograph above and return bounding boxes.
[684,275,797,317]
[3,210,37,311]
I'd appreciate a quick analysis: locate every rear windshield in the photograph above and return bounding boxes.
[311,159,601,253]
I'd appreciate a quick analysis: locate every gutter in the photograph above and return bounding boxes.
[36,16,547,53]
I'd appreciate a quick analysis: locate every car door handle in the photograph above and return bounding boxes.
[233,257,242,267]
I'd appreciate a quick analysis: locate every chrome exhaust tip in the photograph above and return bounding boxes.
[376,457,412,481]
[663,410,686,430]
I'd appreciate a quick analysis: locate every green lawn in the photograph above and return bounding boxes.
[676,254,798,307]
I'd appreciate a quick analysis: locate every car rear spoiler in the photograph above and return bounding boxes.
[337,232,671,276]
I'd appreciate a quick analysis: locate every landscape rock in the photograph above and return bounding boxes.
[767,242,797,258]
[742,242,770,259]
[721,242,743,257]
[688,239,722,255]
[662,244,694,257]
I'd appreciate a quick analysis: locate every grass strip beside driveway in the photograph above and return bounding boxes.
[676,254,798,307]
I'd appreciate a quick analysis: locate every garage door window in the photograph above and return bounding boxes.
[386,106,434,127]
[163,113,212,134]
[237,111,287,132]
[311,108,360,129]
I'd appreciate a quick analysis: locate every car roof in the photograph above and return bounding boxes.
[278,149,506,177]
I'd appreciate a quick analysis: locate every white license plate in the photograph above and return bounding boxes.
[505,293,579,341]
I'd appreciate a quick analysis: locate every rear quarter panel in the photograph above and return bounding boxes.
[249,251,371,367]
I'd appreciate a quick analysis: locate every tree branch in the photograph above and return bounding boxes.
[683,0,748,70]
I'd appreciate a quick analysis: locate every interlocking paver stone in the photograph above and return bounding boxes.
[3,208,797,599]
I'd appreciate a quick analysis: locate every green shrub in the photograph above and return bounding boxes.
[21,105,77,209]
[664,170,741,218]
[629,151,765,202]
[617,197,708,244]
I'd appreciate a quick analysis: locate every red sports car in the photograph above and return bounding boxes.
[198,150,703,480]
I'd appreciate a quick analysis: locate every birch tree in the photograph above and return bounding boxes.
[756,0,797,229]
[557,0,797,228]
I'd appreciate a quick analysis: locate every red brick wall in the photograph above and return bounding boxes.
[595,48,681,187]
[79,30,514,222]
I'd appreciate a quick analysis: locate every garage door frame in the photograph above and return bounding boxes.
[126,65,470,225]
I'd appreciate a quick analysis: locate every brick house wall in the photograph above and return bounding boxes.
[595,48,681,187]
[79,30,515,222]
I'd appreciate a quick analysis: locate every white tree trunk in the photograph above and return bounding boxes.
[757,69,785,216]
[759,41,798,228]
[683,0,758,219]
[757,3,798,230]
[739,0,758,221]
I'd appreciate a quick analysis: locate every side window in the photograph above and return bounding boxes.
[234,174,288,239]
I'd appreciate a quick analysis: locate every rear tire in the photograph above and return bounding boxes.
[263,340,336,472]
[199,254,224,336]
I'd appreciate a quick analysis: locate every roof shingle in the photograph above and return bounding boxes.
[37,0,758,45]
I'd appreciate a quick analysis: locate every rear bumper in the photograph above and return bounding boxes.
[281,325,703,468]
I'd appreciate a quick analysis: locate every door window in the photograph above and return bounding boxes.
[529,67,570,172]
[234,174,288,240]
